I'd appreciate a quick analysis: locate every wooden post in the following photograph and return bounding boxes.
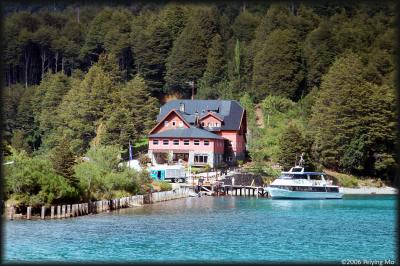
[41,206,46,219]
[66,205,71,218]
[27,206,32,220]
[8,206,14,220]
[62,205,66,218]
[57,205,61,219]
[51,206,55,219]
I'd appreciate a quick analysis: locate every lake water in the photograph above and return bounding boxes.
[3,195,397,263]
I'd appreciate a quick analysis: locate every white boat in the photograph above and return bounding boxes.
[267,166,343,199]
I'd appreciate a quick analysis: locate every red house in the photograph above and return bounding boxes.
[148,100,247,167]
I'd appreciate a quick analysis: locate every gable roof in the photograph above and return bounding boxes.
[156,100,244,130]
[199,112,223,121]
[149,127,224,139]
[149,109,191,134]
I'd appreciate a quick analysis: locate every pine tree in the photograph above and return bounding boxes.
[49,136,78,187]
[133,22,173,95]
[35,73,72,150]
[165,8,217,96]
[202,34,226,87]
[102,75,158,148]
[57,62,116,154]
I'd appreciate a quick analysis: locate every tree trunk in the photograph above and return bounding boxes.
[24,49,30,88]
[61,56,65,74]
[55,51,59,73]
[77,6,80,24]
[41,49,45,79]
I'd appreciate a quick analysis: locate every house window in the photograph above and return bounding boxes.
[194,139,200,145]
[227,156,233,162]
[183,139,189,145]
[163,139,169,145]
[194,154,208,163]
[204,140,209,146]
[228,141,232,147]
[164,121,169,126]
[179,121,183,127]
[216,122,220,127]
[153,139,159,145]
[201,122,205,126]
[173,139,179,145]
[208,122,211,127]
[172,121,176,126]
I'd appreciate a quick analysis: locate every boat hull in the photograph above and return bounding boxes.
[267,187,343,199]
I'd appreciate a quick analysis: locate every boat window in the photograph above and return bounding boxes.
[292,174,307,179]
[309,174,321,180]
[326,187,339,192]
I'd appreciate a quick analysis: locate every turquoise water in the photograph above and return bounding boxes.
[3,195,397,263]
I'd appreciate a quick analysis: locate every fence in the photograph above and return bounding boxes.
[7,188,192,220]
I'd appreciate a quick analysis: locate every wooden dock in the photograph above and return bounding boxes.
[187,184,269,197]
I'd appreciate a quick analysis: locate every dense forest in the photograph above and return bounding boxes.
[2,2,397,206]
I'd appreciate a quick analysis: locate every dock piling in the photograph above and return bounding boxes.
[27,206,32,220]
[41,206,46,219]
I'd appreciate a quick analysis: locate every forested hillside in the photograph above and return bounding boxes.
[2,1,397,194]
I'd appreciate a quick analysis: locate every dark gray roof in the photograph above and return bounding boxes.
[157,100,244,130]
[149,127,224,139]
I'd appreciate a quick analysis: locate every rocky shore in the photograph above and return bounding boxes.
[341,186,397,195]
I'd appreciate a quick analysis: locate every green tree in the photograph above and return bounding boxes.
[49,136,78,187]
[232,11,260,42]
[303,20,338,89]
[4,148,79,206]
[102,75,159,148]
[252,29,304,101]
[74,145,141,200]
[57,62,116,154]
[277,123,313,170]
[310,53,396,178]
[35,73,73,150]
[165,7,217,96]
[202,34,226,87]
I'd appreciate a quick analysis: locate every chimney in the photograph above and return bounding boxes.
[179,102,185,113]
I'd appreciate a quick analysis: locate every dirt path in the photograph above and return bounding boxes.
[255,104,264,128]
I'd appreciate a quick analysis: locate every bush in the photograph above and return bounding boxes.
[324,170,359,188]
[4,147,79,207]
[152,181,172,192]
[74,145,147,200]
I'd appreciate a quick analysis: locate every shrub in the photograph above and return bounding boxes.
[4,147,79,207]
[152,181,172,191]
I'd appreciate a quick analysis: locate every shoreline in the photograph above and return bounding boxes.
[341,186,397,195]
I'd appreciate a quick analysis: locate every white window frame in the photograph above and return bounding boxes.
[194,139,200,146]
[153,139,159,145]
[204,140,209,146]
[183,139,189,146]
[194,154,208,163]
[172,121,176,126]
[173,139,179,145]
[179,121,183,127]
[163,139,169,145]
[164,121,169,126]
